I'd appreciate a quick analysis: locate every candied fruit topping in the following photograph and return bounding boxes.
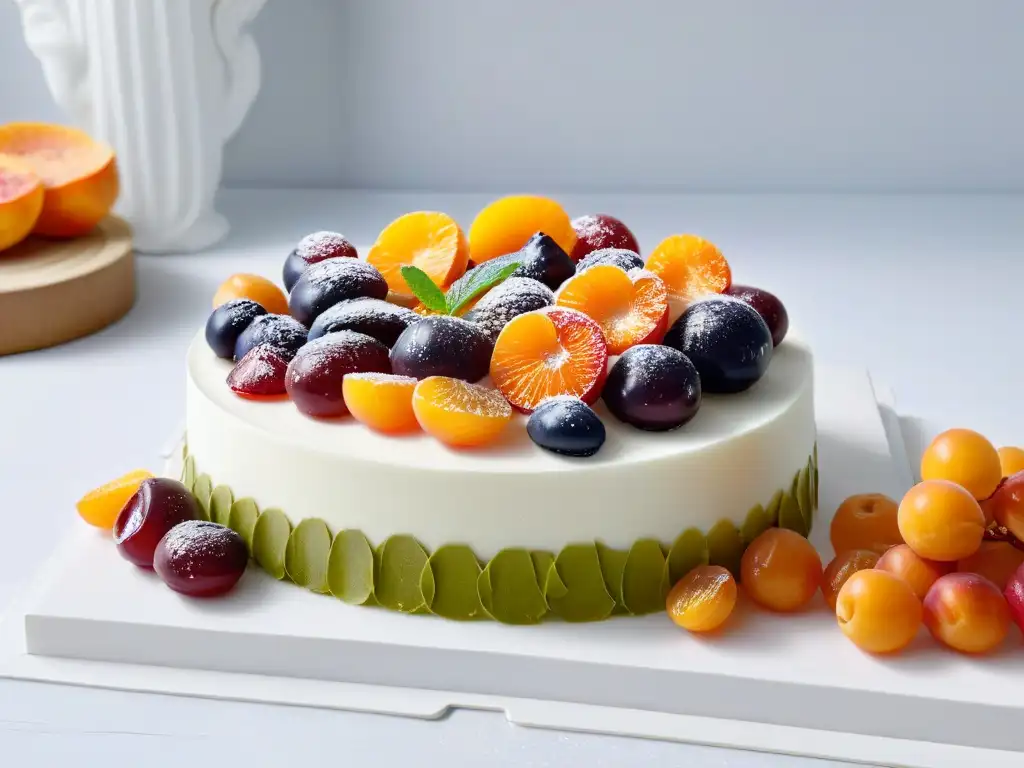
[288,258,389,327]
[997,446,1024,478]
[205,299,267,360]
[343,372,420,434]
[923,573,1011,654]
[821,549,878,610]
[526,396,606,457]
[367,211,469,296]
[76,469,154,530]
[897,479,986,562]
[468,195,576,265]
[390,315,493,383]
[724,284,789,347]
[876,543,952,600]
[227,344,290,398]
[576,247,644,274]
[603,344,701,432]
[283,230,357,292]
[233,313,308,362]
[920,428,1002,501]
[957,541,1024,590]
[666,565,737,633]
[113,478,202,568]
[740,528,822,612]
[985,470,1024,542]
[412,376,513,448]
[836,569,922,654]
[285,331,391,418]
[645,234,731,304]
[307,297,418,348]
[1006,565,1024,633]
[830,493,902,555]
[463,276,554,341]
[213,273,289,315]
[154,520,249,597]
[570,214,640,263]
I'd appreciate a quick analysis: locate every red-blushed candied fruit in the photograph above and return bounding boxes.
[490,306,608,413]
[644,234,731,305]
[1006,564,1024,633]
[412,376,512,448]
[985,470,1024,541]
[468,195,576,265]
[829,493,902,555]
[957,541,1024,590]
[554,264,669,355]
[835,569,922,654]
[740,528,822,613]
[283,230,358,292]
[76,469,154,530]
[113,478,202,568]
[367,211,469,296]
[897,480,986,562]
[570,214,640,263]
[724,284,789,348]
[285,331,391,418]
[343,372,419,434]
[997,446,1024,478]
[821,549,879,610]
[666,565,737,633]
[213,273,289,315]
[154,520,249,597]
[876,543,952,600]
[923,573,1011,654]
[227,345,290,399]
[920,428,1002,501]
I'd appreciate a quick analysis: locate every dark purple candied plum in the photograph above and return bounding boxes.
[725,284,789,347]
[113,478,202,568]
[527,396,606,457]
[473,232,576,291]
[233,313,308,362]
[570,214,640,262]
[285,331,390,418]
[463,277,554,341]
[663,297,772,394]
[603,345,701,431]
[205,299,267,359]
[227,345,289,397]
[576,247,644,274]
[154,520,249,597]
[307,297,418,348]
[283,231,358,292]
[390,315,493,382]
[288,259,388,327]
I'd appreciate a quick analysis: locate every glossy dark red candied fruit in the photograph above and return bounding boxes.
[113,478,202,568]
[233,313,308,362]
[283,230,358,292]
[725,284,789,347]
[570,214,640,263]
[390,315,493,382]
[307,297,419,348]
[205,299,267,359]
[288,258,389,327]
[603,344,702,431]
[227,344,290,398]
[285,330,391,418]
[154,520,250,597]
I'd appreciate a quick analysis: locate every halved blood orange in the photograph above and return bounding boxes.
[367,211,469,296]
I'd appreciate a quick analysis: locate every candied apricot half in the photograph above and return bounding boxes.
[741,528,822,612]
[412,376,512,448]
[76,469,154,529]
[368,211,469,296]
[0,122,118,238]
[490,306,608,413]
[343,372,420,434]
[0,154,44,252]
[645,234,731,304]
[213,273,289,315]
[555,265,669,354]
[666,565,738,633]
[468,195,576,264]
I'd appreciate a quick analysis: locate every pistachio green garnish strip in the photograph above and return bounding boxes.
[376,535,429,613]
[621,539,669,615]
[741,503,772,546]
[327,529,376,605]
[181,455,196,493]
[595,542,628,611]
[285,518,332,593]
[251,507,291,580]
[797,466,813,530]
[480,548,548,624]
[667,527,709,585]
[192,474,212,521]
[707,519,744,577]
[228,497,260,551]
[544,543,615,622]
[778,490,806,536]
[421,544,484,620]
[530,551,555,587]
[210,485,234,527]
[765,489,784,527]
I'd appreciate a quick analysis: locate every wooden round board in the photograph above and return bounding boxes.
[0,217,135,356]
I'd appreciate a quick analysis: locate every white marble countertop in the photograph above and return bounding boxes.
[2,190,1023,767]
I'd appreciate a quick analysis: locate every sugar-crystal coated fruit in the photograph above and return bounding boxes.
[645,234,731,303]
[666,565,737,633]
[307,297,419,348]
[154,520,249,597]
[835,569,922,654]
[285,331,391,418]
[570,214,640,263]
[205,298,267,359]
[997,446,1024,478]
[923,573,1011,654]
[390,315,493,383]
[876,543,951,599]
[897,479,986,562]
[830,493,902,555]
[233,313,308,362]
[462,277,554,341]
[471,232,576,291]
[227,344,290,398]
[984,470,1024,541]
[575,247,644,273]
[526,396,606,457]
[920,428,1002,501]
[724,284,789,347]
[468,195,576,265]
[822,549,879,610]
[490,306,608,412]
[76,469,154,530]
[1005,564,1024,633]
[367,210,469,296]
[957,541,1024,590]
[288,258,388,327]
[602,345,701,431]
[113,478,202,568]
[663,297,772,394]
[213,273,289,315]
[740,528,822,612]
[342,372,420,434]
[283,231,357,292]
[412,376,513,447]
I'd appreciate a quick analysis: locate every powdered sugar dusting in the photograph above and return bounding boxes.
[235,314,308,361]
[157,520,247,579]
[466,277,554,340]
[577,248,643,273]
[296,231,357,262]
[429,379,512,418]
[308,297,417,346]
[227,344,289,395]
[616,344,689,388]
[345,371,417,386]
[304,258,383,293]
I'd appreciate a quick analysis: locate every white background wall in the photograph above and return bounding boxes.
[2,0,1022,192]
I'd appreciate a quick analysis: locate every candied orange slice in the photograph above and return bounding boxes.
[213,273,289,314]
[76,469,154,529]
[468,195,576,264]
[0,154,44,252]
[343,372,420,434]
[368,211,469,296]
[412,376,512,448]
[645,234,731,303]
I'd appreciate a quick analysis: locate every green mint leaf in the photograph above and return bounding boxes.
[445,259,522,316]
[400,265,448,312]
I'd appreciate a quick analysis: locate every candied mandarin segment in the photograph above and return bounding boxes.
[920,428,1002,501]
[490,307,608,413]
[821,549,879,610]
[412,376,512,448]
[368,211,469,295]
[343,372,419,434]
[554,265,669,354]
[997,446,1024,478]
[76,469,154,529]
[666,565,737,633]
[829,493,902,555]
[897,480,986,562]
[836,569,922,654]
[923,573,1011,654]
[876,543,952,600]
[468,195,576,265]
[957,541,1024,590]
[213,273,289,315]
[645,234,731,304]
[740,528,822,612]
[986,470,1024,541]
